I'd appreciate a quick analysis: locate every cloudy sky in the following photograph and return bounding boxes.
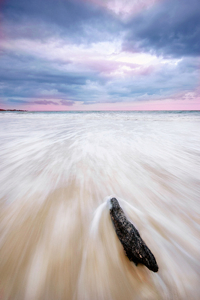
[0,0,200,110]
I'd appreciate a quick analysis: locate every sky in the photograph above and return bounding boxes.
[0,0,200,111]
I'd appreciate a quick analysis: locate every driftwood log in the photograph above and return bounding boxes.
[109,197,158,272]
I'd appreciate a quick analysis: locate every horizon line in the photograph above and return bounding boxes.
[1,109,200,112]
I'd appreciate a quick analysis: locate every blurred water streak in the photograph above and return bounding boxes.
[0,111,200,300]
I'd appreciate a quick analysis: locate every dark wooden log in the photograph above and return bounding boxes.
[109,198,158,272]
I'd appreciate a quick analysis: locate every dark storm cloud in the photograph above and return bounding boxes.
[0,51,103,104]
[2,0,121,43]
[123,0,200,57]
[3,0,199,58]
[0,51,93,86]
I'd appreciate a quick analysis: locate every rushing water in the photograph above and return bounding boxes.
[0,111,200,300]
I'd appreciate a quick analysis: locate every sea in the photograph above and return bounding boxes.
[0,111,200,300]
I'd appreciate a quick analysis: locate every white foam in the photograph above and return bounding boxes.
[0,111,200,300]
[106,195,115,210]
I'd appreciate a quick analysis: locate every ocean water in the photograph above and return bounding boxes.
[0,111,199,300]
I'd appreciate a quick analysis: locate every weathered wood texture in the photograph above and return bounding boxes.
[109,198,158,272]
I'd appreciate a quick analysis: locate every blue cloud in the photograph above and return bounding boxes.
[2,0,121,43]
[0,0,199,108]
[123,0,200,57]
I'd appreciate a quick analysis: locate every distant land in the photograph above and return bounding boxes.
[0,109,27,112]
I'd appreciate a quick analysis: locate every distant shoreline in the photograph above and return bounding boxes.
[0,109,27,112]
